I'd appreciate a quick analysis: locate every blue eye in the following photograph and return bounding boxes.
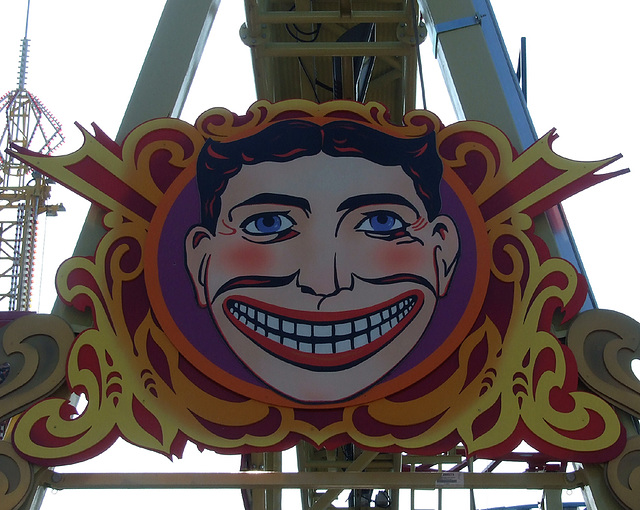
[357,212,405,234]
[241,213,295,235]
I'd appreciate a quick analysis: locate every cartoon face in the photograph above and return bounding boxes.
[185,153,459,403]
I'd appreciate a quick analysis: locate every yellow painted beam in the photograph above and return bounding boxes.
[256,42,412,58]
[310,450,379,510]
[255,11,409,24]
[44,470,587,491]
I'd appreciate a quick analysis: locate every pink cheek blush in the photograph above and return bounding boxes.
[375,245,426,274]
[219,244,273,275]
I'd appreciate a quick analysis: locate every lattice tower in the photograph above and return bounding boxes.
[0,0,64,311]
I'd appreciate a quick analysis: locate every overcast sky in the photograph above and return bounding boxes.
[1,1,638,509]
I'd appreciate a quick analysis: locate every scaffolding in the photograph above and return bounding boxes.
[0,1,64,311]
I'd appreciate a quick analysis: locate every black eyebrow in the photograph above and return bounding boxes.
[337,193,420,216]
[228,193,311,221]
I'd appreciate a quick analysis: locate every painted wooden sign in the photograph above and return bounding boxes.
[9,100,626,464]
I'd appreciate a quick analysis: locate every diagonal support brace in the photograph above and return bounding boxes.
[432,14,481,55]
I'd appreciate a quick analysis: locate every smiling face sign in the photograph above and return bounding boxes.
[142,113,488,410]
[184,121,460,403]
[10,100,626,464]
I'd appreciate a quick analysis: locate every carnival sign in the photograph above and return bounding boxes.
[9,100,626,464]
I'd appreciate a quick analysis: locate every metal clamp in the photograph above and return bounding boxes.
[432,14,481,55]
[397,20,427,45]
[240,22,267,47]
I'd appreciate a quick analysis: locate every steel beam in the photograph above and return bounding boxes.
[243,0,421,122]
[51,0,221,321]
[255,11,409,24]
[118,0,221,137]
[419,0,534,148]
[37,3,221,508]
[418,3,633,509]
[418,0,596,310]
[310,450,379,510]
[258,41,413,58]
[43,470,587,491]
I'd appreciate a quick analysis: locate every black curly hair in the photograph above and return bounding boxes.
[196,120,443,232]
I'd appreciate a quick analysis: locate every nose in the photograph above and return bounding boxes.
[296,248,352,297]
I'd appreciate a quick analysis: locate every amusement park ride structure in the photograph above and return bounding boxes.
[0,0,64,312]
[1,1,639,510]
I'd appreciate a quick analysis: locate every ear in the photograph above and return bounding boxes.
[185,225,214,308]
[430,215,460,297]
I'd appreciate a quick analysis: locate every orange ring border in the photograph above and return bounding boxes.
[145,146,490,410]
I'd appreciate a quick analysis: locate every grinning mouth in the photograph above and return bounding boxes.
[223,291,422,370]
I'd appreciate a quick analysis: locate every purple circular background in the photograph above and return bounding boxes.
[155,172,480,388]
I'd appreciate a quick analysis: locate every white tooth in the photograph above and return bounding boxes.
[248,307,256,319]
[282,320,295,334]
[335,322,352,336]
[256,326,266,336]
[390,317,399,328]
[299,342,313,353]
[297,323,312,337]
[267,332,280,343]
[283,337,297,349]
[240,304,247,313]
[233,310,240,319]
[370,313,382,326]
[240,316,248,325]
[335,340,351,353]
[391,305,398,315]
[354,318,368,332]
[314,324,332,337]
[370,326,382,341]
[257,311,266,325]
[267,315,279,329]
[315,343,333,354]
[354,334,368,348]
[380,322,391,335]
[382,309,390,320]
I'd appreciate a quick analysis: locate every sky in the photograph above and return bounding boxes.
[1,0,638,509]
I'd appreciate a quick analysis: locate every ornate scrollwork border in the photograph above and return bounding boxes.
[8,100,627,466]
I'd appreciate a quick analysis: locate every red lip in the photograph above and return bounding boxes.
[223,290,423,370]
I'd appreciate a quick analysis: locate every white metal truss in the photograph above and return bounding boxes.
[0,6,64,311]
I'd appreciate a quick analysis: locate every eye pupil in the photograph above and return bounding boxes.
[372,214,393,230]
[256,215,281,233]
[355,211,406,236]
